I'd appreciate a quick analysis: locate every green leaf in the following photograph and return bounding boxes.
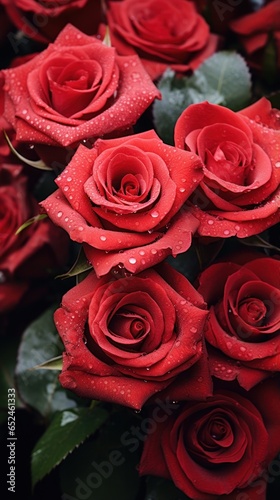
[32,406,108,488]
[60,409,141,500]
[3,131,52,170]
[15,214,48,235]
[144,476,190,500]
[15,306,81,418]
[57,246,92,280]
[153,51,251,144]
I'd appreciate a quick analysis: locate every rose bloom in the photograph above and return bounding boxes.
[198,256,280,389]
[101,0,218,80]
[230,0,280,74]
[0,0,102,43]
[139,379,280,499]
[41,130,203,275]
[0,163,68,314]
[55,263,210,409]
[174,98,280,238]
[0,24,160,166]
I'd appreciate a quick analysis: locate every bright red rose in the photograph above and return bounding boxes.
[0,0,102,43]
[174,99,280,238]
[41,130,203,276]
[230,0,280,74]
[55,263,210,409]
[101,0,218,80]
[0,24,160,166]
[0,162,68,313]
[197,256,280,389]
[139,379,280,499]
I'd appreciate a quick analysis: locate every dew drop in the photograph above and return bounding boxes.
[275,162,280,168]
[207,220,214,225]
[129,257,137,264]
[151,211,159,218]
[100,235,107,241]
[57,211,63,218]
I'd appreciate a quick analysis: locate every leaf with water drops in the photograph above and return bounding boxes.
[32,405,109,488]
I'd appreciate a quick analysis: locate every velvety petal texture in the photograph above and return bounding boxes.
[139,379,280,499]
[41,130,203,275]
[174,99,280,237]
[198,256,280,389]
[101,0,218,80]
[55,263,210,409]
[0,24,160,156]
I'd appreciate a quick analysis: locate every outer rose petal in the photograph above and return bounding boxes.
[84,209,200,276]
[1,24,160,151]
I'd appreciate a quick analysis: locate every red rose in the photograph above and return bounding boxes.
[0,163,68,313]
[197,256,280,389]
[55,263,210,409]
[0,24,160,165]
[174,99,280,238]
[101,0,218,80]
[139,379,280,499]
[230,0,280,74]
[41,130,203,275]
[0,0,102,43]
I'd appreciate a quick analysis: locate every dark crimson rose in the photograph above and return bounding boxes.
[41,130,203,276]
[174,99,280,238]
[0,163,68,313]
[0,24,160,164]
[198,256,280,389]
[55,263,211,409]
[139,379,280,499]
[230,0,280,74]
[101,0,218,80]
[0,0,102,43]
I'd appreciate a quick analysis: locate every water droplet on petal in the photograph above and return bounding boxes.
[151,211,159,218]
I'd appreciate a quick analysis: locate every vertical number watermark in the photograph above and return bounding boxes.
[7,388,16,493]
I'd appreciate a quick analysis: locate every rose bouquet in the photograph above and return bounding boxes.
[0,1,280,499]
